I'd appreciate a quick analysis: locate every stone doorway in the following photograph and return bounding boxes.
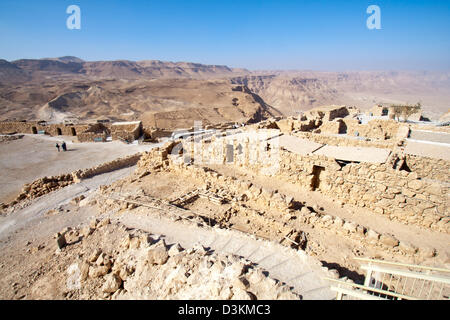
[31,126,37,134]
[311,165,325,191]
[71,127,77,136]
[57,128,62,135]
[226,144,234,163]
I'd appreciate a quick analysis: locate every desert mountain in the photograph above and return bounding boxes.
[232,71,450,119]
[1,57,449,125]
[2,57,249,81]
[0,74,280,128]
[0,59,30,83]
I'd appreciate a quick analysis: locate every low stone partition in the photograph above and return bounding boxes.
[292,131,397,149]
[73,153,142,181]
[1,153,143,213]
[341,119,401,140]
[1,174,75,210]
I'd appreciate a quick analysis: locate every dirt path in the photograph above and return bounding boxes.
[0,166,135,242]
[0,134,160,203]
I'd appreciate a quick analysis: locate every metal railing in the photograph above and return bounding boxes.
[325,258,450,300]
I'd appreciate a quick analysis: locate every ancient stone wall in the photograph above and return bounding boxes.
[404,154,450,182]
[73,153,142,181]
[110,122,142,142]
[0,121,89,137]
[341,119,400,140]
[1,153,143,213]
[134,144,439,257]
[77,132,108,142]
[162,137,449,233]
[292,132,396,149]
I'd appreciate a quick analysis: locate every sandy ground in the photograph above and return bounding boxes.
[0,134,159,203]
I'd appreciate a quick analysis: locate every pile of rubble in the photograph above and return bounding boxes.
[1,174,74,214]
[51,219,300,300]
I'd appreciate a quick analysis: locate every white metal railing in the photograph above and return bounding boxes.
[325,258,450,300]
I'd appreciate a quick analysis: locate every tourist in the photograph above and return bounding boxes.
[62,141,67,152]
[56,143,60,152]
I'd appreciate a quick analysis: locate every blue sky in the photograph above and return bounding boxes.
[0,0,449,70]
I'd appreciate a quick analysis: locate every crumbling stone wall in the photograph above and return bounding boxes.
[342,119,400,140]
[303,105,350,122]
[273,151,449,232]
[1,153,143,213]
[404,154,450,182]
[1,174,75,211]
[319,163,448,232]
[165,137,448,233]
[110,122,142,142]
[292,132,397,149]
[0,121,89,137]
[77,123,109,142]
[134,144,439,257]
[73,153,142,181]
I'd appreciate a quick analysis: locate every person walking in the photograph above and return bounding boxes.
[56,143,60,152]
[61,141,67,152]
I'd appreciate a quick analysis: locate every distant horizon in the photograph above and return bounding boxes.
[3,55,450,74]
[1,1,449,71]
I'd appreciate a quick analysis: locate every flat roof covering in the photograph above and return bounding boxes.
[111,121,141,126]
[223,129,281,142]
[312,145,391,163]
[409,130,450,144]
[404,140,450,161]
[269,134,324,155]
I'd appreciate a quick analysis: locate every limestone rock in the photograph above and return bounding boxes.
[102,273,122,293]
[168,243,184,256]
[147,246,169,265]
[419,247,436,258]
[89,265,110,278]
[231,288,253,300]
[88,249,102,263]
[399,241,417,255]
[380,234,399,247]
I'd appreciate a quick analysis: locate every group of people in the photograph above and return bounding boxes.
[55,141,67,152]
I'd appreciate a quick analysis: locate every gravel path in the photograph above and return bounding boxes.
[0,166,135,241]
[0,134,160,202]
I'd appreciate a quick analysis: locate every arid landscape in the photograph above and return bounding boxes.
[0,66,449,301]
[1,57,449,127]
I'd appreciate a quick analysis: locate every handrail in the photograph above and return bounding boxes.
[354,257,450,274]
[325,277,418,300]
[359,264,450,285]
[329,286,386,300]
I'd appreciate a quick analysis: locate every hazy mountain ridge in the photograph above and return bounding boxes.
[231,71,450,118]
[0,56,449,123]
[3,57,249,81]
